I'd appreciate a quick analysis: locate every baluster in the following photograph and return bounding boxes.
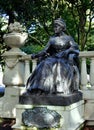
[0,65,3,85]
[32,59,37,72]
[90,57,94,89]
[81,57,87,89]
[24,60,30,84]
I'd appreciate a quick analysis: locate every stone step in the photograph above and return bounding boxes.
[85,113,94,127]
[86,121,94,126]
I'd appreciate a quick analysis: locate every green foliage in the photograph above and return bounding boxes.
[21,44,44,54]
[0,15,8,65]
[84,24,94,51]
[65,0,94,50]
[0,0,93,56]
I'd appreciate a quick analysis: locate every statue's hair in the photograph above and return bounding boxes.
[54,18,66,31]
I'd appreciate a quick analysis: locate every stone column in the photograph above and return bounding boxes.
[90,57,94,89]
[0,65,3,85]
[2,22,28,87]
[32,59,37,72]
[81,57,87,90]
[24,60,30,84]
[0,22,28,118]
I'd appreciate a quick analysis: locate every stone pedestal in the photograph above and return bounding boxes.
[0,22,28,118]
[12,92,84,130]
[83,90,94,123]
[0,86,25,118]
[2,31,28,87]
[12,100,84,130]
[2,48,26,86]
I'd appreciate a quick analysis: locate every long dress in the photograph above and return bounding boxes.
[26,34,80,94]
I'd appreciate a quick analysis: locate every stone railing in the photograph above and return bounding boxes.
[2,22,94,91]
[19,51,94,90]
[79,51,94,90]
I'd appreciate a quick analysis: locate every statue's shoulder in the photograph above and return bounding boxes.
[61,34,72,41]
[49,36,56,43]
[65,35,73,41]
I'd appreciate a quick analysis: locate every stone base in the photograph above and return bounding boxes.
[83,90,94,100]
[12,100,84,130]
[0,86,25,118]
[83,90,94,120]
[84,112,94,128]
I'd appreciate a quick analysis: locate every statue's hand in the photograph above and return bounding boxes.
[63,50,69,57]
[31,54,37,59]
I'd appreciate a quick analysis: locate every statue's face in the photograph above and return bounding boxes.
[54,23,63,35]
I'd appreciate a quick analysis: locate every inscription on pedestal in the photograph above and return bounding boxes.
[22,107,61,128]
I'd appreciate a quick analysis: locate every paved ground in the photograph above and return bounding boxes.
[0,118,15,130]
[84,126,94,130]
[0,118,94,130]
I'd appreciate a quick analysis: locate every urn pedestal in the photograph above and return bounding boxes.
[0,23,28,118]
[2,32,28,87]
[12,92,84,130]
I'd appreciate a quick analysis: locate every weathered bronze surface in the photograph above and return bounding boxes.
[25,18,80,95]
[20,91,82,106]
[22,107,61,128]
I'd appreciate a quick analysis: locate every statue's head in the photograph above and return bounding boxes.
[54,18,66,31]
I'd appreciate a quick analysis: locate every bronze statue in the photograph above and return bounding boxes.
[26,18,80,95]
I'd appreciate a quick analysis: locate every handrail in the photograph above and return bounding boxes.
[79,51,94,57]
[4,51,94,90]
[19,51,94,60]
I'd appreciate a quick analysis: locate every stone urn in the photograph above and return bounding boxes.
[3,32,28,49]
[3,22,28,50]
[2,22,28,87]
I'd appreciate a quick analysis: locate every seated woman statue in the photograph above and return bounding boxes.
[26,18,80,95]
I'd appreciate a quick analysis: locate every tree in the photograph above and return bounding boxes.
[0,15,8,65]
[65,0,94,50]
[0,0,93,54]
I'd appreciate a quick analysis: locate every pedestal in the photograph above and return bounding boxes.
[12,92,84,130]
[83,90,94,127]
[0,86,25,118]
[83,90,94,120]
[2,48,26,87]
[19,91,83,106]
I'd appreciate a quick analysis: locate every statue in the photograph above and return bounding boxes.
[25,18,80,95]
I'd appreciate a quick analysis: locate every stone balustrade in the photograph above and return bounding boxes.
[19,51,94,90]
[79,51,94,90]
[1,22,92,128]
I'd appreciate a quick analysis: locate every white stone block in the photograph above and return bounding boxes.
[12,100,84,130]
[84,100,94,120]
[0,65,3,85]
[0,86,24,118]
[3,61,25,86]
[83,90,94,99]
